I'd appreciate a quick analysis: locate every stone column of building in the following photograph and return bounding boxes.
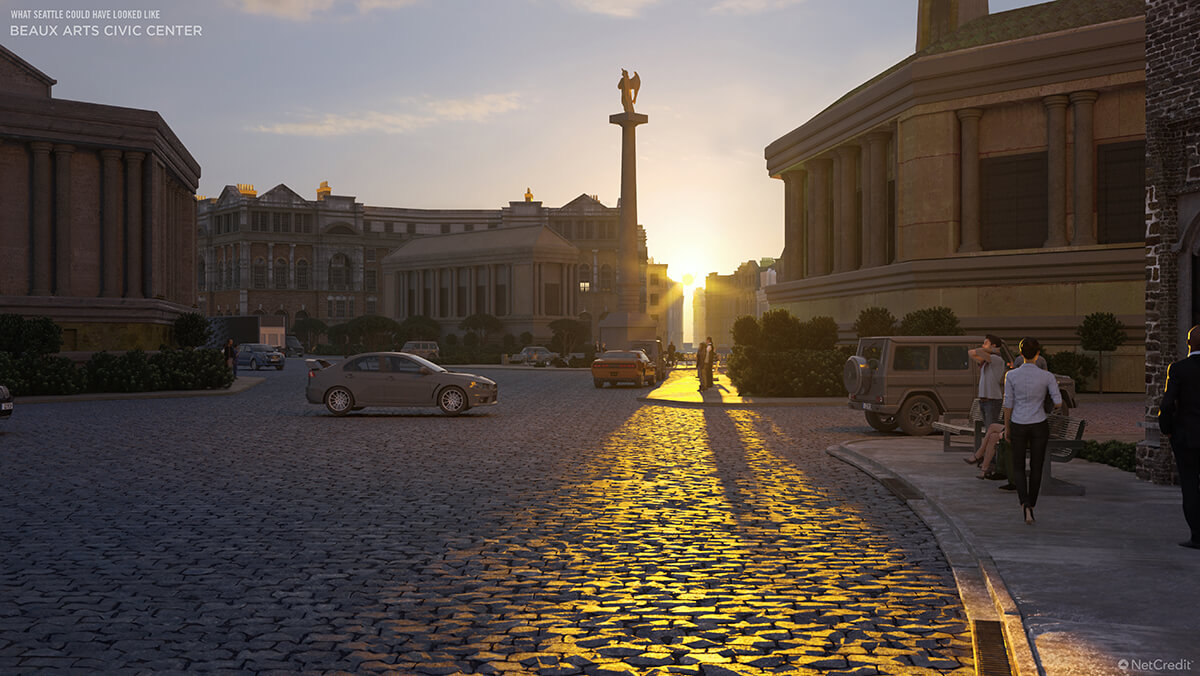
[806,158,832,276]
[1070,90,1099,246]
[125,151,145,298]
[832,146,859,274]
[100,149,124,297]
[781,169,806,280]
[30,142,54,296]
[53,144,74,295]
[1044,94,1070,247]
[289,244,296,289]
[863,131,890,268]
[487,264,496,315]
[267,243,275,289]
[956,108,983,252]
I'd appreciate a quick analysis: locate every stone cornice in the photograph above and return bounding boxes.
[765,16,1145,176]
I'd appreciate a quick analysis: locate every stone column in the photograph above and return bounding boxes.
[956,108,983,252]
[30,142,53,296]
[832,146,859,273]
[125,151,145,298]
[1044,95,1070,247]
[101,149,124,297]
[1070,90,1099,246]
[863,131,890,268]
[267,243,275,288]
[289,244,296,289]
[781,169,806,280]
[487,264,496,315]
[806,158,832,277]
[609,111,649,312]
[53,144,74,295]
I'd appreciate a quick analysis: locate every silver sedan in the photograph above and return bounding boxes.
[306,352,498,416]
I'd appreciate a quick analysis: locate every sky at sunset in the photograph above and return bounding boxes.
[4,0,1044,288]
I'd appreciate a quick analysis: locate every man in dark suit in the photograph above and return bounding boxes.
[1158,325,1200,549]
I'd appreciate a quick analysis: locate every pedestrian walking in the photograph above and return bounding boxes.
[696,340,708,391]
[223,338,238,379]
[1003,337,1061,525]
[704,337,716,390]
[1157,325,1200,550]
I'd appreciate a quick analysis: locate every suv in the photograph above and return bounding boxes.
[401,341,440,360]
[284,335,304,358]
[844,335,1076,436]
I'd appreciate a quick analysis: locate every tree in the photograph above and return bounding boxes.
[520,331,533,347]
[502,333,517,351]
[0,314,62,357]
[173,312,211,348]
[346,315,402,351]
[444,333,459,347]
[291,317,328,349]
[799,316,839,350]
[1076,312,1127,393]
[731,315,761,347]
[459,313,504,345]
[759,309,801,351]
[899,306,963,336]
[548,318,589,354]
[400,315,442,341]
[854,306,897,338]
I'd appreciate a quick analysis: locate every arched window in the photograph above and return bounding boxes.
[329,254,351,291]
[252,258,267,289]
[599,264,614,292]
[296,260,310,290]
[223,261,232,289]
[295,309,309,321]
[274,258,288,289]
[275,309,289,329]
[578,263,591,293]
[198,258,206,291]
[215,261,224,291]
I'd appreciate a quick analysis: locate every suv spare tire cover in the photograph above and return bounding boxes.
[843,356,871,395]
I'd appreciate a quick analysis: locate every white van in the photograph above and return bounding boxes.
[401,341,440,360]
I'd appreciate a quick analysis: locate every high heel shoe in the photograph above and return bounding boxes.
[963,456,981,466]
[1023,506,1035,525]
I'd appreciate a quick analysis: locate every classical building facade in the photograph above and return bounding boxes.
[764,0,1145,391]
[1142,0,1200,482]
[197,186,652,344]
[0,45,200,350]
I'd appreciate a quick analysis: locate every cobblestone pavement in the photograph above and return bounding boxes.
[1,365,972,674]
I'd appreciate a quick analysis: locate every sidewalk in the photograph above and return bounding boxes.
[644,369,1199,676]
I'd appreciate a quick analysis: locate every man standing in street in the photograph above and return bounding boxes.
[696,339,708,392]
[1158,325,1200,549]
[705,337,716,391]
[969,334,1007,428]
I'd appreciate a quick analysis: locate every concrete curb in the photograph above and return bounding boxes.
[15,377,266,405]
[828,444,1039,676]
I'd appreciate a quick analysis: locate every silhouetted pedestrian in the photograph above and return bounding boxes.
[1158,325,1200,550]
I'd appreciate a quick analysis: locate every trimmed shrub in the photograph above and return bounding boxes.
[0,314,63,357]
[173,312,211,348]
[1079,440,1136,472]
[899,306,963,335]
[1045,350,1098,391]
[854,306,897,337]
[759,309,801,351]
[726,345,853,397]
[731,315,761,347]
[799,315,839,350]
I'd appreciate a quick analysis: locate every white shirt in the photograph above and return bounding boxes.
[1003,363,1061,424]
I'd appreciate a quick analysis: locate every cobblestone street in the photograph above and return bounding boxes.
[0,366,972,675]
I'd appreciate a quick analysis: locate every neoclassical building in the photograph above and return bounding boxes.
[764,0,1144,391]
[0,45,200,350]
[197,185,678,344]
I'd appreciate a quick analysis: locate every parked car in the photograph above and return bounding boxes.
[401,340,440,360]
[513,346,556,367]
[237,343,285,370]
[306,352,498,416]
[0,384,12,420]
[844,335,1077,436]
[592,349,657,388]
[284,335,305,358]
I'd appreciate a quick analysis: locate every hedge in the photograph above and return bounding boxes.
[727,345,854,397]
[0,348,232,396]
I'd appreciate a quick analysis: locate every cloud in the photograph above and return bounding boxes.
[566,0,661,18]
[709,0,804,14]
[253,93,523,136]
[234,0,419,21]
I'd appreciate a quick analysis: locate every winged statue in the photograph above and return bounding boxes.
[618,69,640,114]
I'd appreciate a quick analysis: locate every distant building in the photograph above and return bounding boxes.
[764,0,1145,391]
[0,45,200,350]
[645,261,683,348]
[704,260,764,349]
[197,185,650,344]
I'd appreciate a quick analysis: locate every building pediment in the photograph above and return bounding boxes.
[559,194,610,212]
[215,185,246,208]
[0,44,56,98]
[258,183,308,205]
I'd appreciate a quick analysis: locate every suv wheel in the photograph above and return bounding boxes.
[865,412,899,433]
[897,395,938,436]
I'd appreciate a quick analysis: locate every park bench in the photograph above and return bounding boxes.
[932,398,986,452]
[1039,412,1087,496]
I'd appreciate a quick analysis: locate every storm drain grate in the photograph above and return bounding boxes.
[972,619,1012,676]
[879,477,922,501]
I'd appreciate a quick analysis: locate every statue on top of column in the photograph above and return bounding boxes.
[618,69,640,114]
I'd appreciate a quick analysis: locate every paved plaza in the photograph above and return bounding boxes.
[1,365,974,675]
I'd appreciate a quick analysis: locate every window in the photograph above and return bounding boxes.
[329,254,351,291]
[274,258,288,289]
[893,345,930,371]
[197,259,206,291]
[599,264,614,292]
[273,212,290,233]
[296,260,309,289]
[407,223,416,234]
[222,261,232,289]
[650,273,660,286]
[364,269,377,292]
[252,258,266,289]
[937,346,970,371]
[366,249,376,263]
[1097,141,1145,244]
[465,224,474,232]
[650,293,660,306]
[579,281,591,293]
[348,356,381,372]
[366,297,377,315]
[252,211,269,232]
[980,152,1048,251]
[297,213,313,234]
[441,223,450,234]
[387,355,422,373]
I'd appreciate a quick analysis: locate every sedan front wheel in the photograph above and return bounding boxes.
[438,386,467,416]
[325,387,355,416]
